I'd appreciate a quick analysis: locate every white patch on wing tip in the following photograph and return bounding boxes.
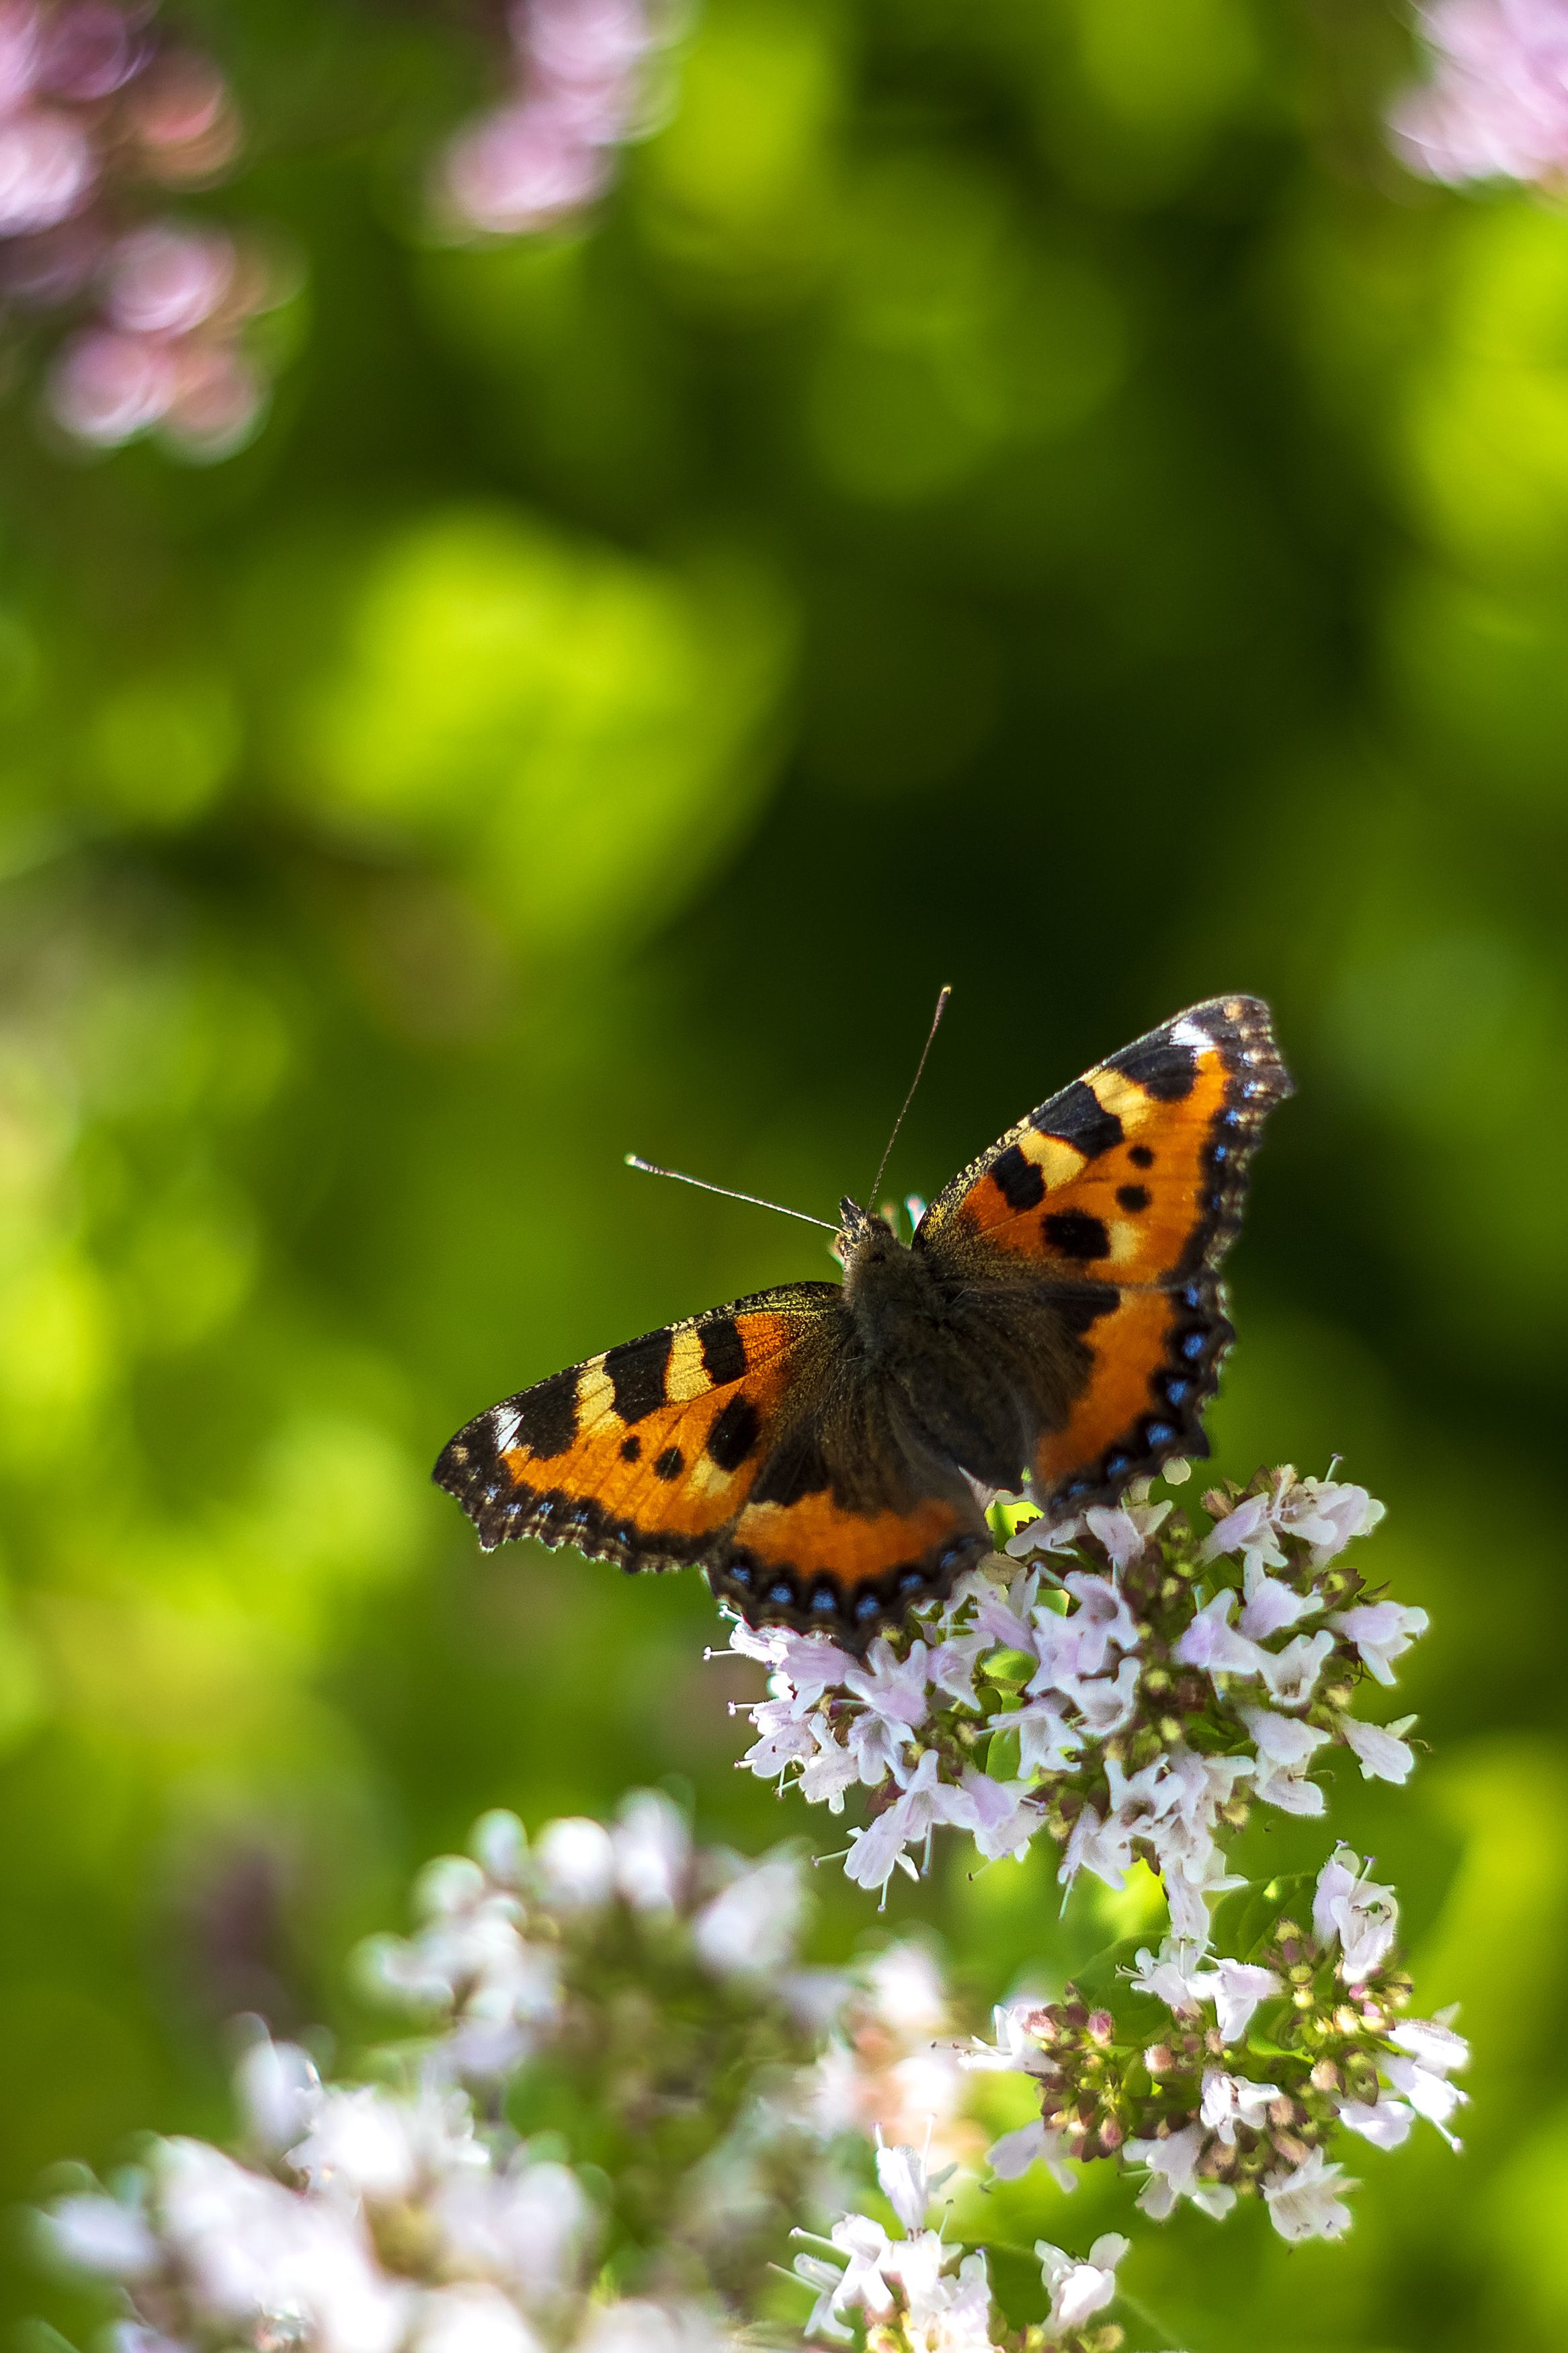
[491,1406,522,1451]
[1171,1016,1212,1051]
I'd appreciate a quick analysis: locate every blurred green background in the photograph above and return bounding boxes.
[3,1,1567,2346]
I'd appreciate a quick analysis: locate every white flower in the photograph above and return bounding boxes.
[1262,2147,1358,2242]
[960,1766,1041,1861]
[692,1855,804,1977]
[1313,1847,1399,1981]
[44,2193,159,2279]
[578,2303,739,2353]
[434,2157,593,2305]
[1238,1561,1320,1640]
[983,2117,1076,2191]
[1388,2014,1469,2074]
[235,2032,320,2156]
[471,1810,529,1887]
[1257,1629,1335,1709]
[1383,2018,1469,2146]
[1059,1570,1141,1673]
[1124,2121,1235,2221]
[962,1997,1056,2077]
[1337,1712,1417,1784]
[1241,1706,1331,1815]
[1199,2068,1280,2146]
[154,2136,407,2353]
[1278,1476,1385,1564]
[1055,1654,1141,1735]
[1128,1936,1217,2015]
[798,1724,862,1811]
[1165,1844,1247,1943]
[1338,2093,1414,2149]
[1036,2233,1128,2333]
[613,1792,690,1913]
[825,2211,899,2315]
[794,2251,854,2343]
[843,1752,976,1890]
[740,1699,820,1780]
[875,2141,938,2233]
[1328,1601,1428,1685]
[288,2081,484,2204]
[901,2249,997,2353]
[1006,1693,1083,1774]
[1083,1497,1171,1570]
[726,1621,858,1709]
[535,1817,616,1911]
[415,2283,542,2353]
[846,1637,931,1732]
[973,1568,1042,1654]
[1173,1589,1268,1679]
[1201,1490,1288,1577]
[1206,1958,1281,2041]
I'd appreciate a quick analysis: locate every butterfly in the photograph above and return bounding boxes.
[434,995,1292,1650]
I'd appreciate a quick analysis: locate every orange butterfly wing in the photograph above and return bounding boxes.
[915,995,1292,1508]
[434,1284,989,1644]
[435,1285,836,1568]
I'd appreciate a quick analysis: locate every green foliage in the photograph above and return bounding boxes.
[0,2,1560,2348]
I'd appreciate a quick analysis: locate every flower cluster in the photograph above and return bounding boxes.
[964,1843,1469,2245]
[735,1465,1416,1946]
[793,2141,1135,2353]
[0,0,282,456]
[437,0,682,239]
[40,1792,859,2346]
[1390,0,1568,187]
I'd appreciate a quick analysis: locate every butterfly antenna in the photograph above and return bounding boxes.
[624,1155,839,1234]
[868,984,952,1210]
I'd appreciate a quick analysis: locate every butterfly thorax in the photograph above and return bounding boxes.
[837,1195,1038,1491]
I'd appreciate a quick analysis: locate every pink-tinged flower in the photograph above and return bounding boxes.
[1053,1654,1141,1736]
[0,106,92,231]
[1329,1601,1429,1685]
[1391,0,1568,187]
[693,1854,804,1978]
[1338,2092,1415,2149]
[1036,2233,1128,2334]
[1262,2147,1358,2243]
[1005,1691,1082,1775]
[1198,2067,1280,2146]
[843,1751,975,1891]
[1059,1569,1141,1673]
[1082,1497,1170,1570]
[1208,1957,1282,2041]
[1238,1561,1321,1640]
[1128,1935,1217,2014]
[1239,1704,1332,1773]
[1173,1589,1269,1679]
[1201,1488,1288,1577]
[1313,1847,1399,1982]
[1258,1627,1335,1708]
[1337,1712,1417,1785]
[958,1765,1040,1861]
[983,2116,1076,2191]
[1383,2015,1471,2146]
[1124,2120,1236,2221]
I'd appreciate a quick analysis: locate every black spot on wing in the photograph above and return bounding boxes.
[1050,1281,1122,1336]
[1128,1144,1155,1168]
[620,1434,641,1462]
[1044,1209,1112,1261]
[1034,1080,1123,1160]
[699,1316,748,1386]
[990,1143,1046,1211]
[1109,1031,1198,1102]
[706,1392,762,1472]
[1117,1184,1151,1213]
[513,1373,579,1460]
[605,1331,671,1423]
[653,1445,685,1480]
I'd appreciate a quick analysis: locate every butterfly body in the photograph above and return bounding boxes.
[436,995,1293,1648]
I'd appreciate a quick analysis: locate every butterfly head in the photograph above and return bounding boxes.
[835,1194,902,1269]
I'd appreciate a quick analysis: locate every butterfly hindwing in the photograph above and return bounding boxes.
[434,1285,840,1570]
[915,996,1292,1509]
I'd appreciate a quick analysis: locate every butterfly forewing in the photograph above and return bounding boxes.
[913,995,1292,1509]
[435,1285,839,1567]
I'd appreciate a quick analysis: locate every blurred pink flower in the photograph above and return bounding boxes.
[438,0,681,237]
[1392,0,1568,184]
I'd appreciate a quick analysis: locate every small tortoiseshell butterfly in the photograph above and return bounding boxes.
[435,996,1292,1650]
